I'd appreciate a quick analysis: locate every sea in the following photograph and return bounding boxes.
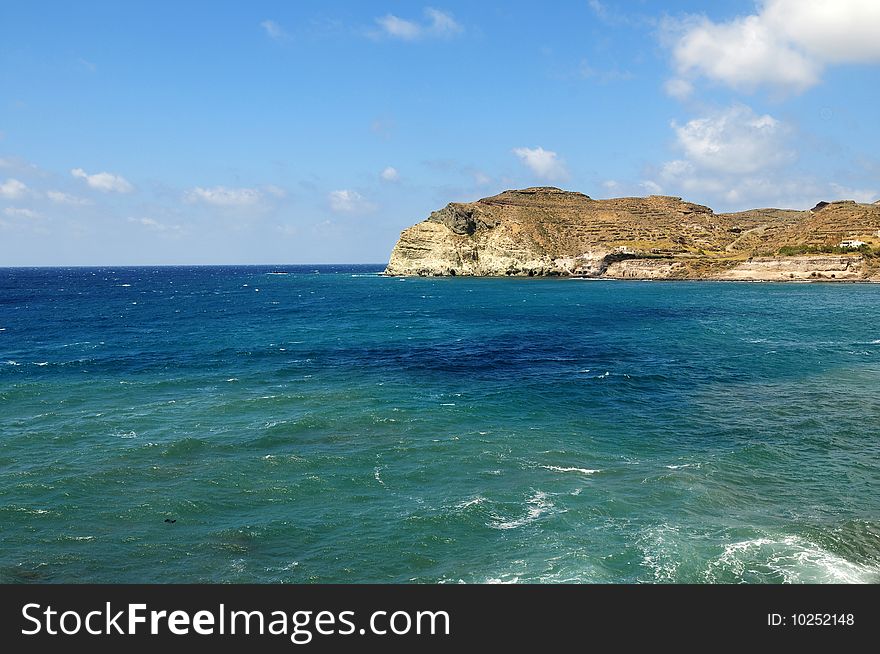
[1,265,879,583]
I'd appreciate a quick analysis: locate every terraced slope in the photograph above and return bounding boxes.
[385,188,880,281]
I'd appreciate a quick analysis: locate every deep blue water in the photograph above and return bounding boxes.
[1,265,879,583]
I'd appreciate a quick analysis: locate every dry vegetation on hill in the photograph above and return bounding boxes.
[386,188,880,281]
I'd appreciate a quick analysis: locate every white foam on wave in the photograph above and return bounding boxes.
[490,490,555,530]
[579,369,610,378]
[665,463,701,470]
[705,535,880,584]
[6,360,20,366]
[638,523,684,582]
[10,507,52,515]
[484,576,521,584]
[374,466,386,486]
[34,362,49,366]
[455,496,486,510]
[542,465,600,475]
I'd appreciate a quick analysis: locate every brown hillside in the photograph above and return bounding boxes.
[385,187,880,280]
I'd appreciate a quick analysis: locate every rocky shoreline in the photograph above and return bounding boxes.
[385,187,880,282]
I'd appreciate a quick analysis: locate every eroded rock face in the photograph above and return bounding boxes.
[384,187,880,280]
[604,259,685,279]
[715,256,866,282]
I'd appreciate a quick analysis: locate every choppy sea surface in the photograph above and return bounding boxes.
[1,265,879,583]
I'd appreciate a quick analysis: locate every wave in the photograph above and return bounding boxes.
[4,506,54,516]
[454,496,486,510]
[638,523,685,582]
[542,465,600,475]
[705,535,880,584]
[161,437,211,457]
[489,490,555,530]
[483,575,521,584]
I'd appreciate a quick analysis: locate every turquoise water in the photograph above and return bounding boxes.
[1,265,879,583]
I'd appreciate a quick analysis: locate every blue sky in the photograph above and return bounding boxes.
[1,1,879,265]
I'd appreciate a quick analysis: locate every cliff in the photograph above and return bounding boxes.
[385,188,880,281]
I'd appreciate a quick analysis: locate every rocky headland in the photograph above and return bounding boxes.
[385,187,880,281]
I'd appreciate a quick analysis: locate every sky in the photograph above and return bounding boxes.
[1,0,879,265]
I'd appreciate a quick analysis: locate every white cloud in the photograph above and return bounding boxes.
[262,184,287,198]
[829,183,878,204]
[666,0,880,95]
[375,8,462,40]
[588,0,608,21]
[764,0,880,64]
[643,139,878,210]
[47,190,91,205]
[370,116,395,139]
[424,8,462,36]
[473,171,492,186]
[602,180,620,192]
[3,207,40,219]
[669,14,819,94]
[260,20,288,40]
[0,178,28,199]
[586,0,636,26]
[380,166,400,182]
[512,146,570,182]
[0,156,41,175]
[671,104,794,175]
[71,168,134,193]
[638,104,817,209]
[575,58,634,83]
[663,78,693,100]
[376,15,422,40]
[640,180,663,195]
[128,217,183,233]
[185,186,262,206]
[328,189,376,214]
